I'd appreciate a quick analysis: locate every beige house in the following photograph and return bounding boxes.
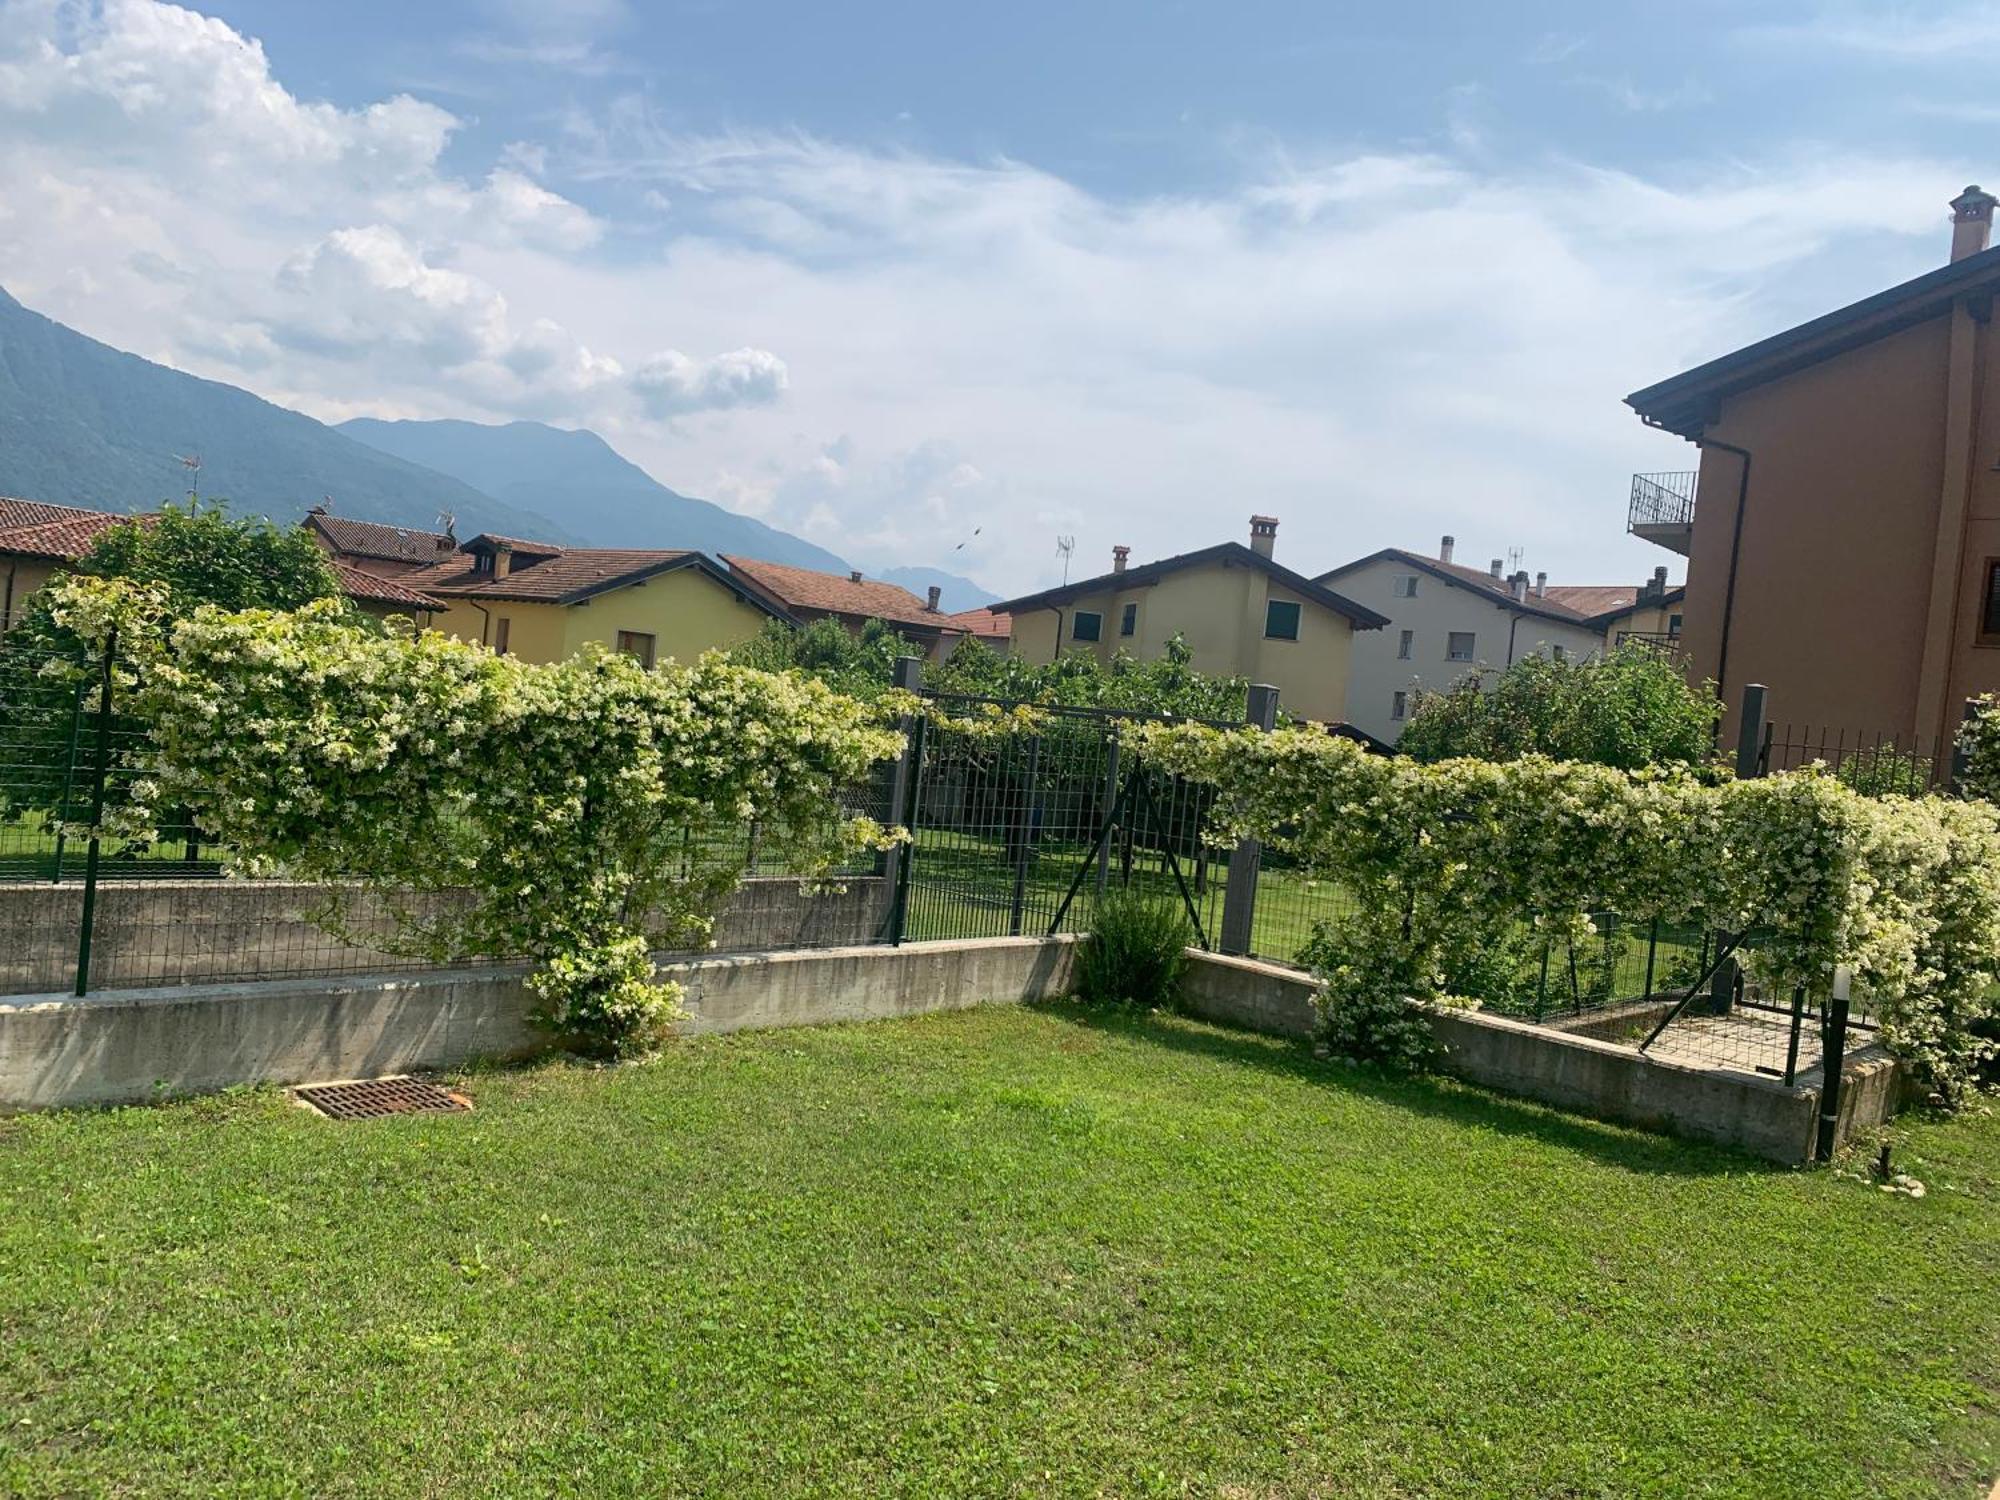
[1627,183,2000,749]
[989,517,1388,723]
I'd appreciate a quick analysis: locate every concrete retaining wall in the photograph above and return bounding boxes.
[0,875,893,996]
[1176,950,1902,1165]
[0,936,1079,1113]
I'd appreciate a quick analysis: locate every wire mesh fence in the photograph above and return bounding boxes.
[1760,721,1950,796]
[0,633,902,998]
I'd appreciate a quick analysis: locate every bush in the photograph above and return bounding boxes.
[1073,889,1193,1008]
[1397,642,1721,771]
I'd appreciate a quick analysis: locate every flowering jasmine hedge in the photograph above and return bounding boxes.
[51,579,902,1057]
[1131,721,2000,1104]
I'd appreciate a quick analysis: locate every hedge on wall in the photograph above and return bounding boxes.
[50,578,903,1058]
[1131,721,2000,1105]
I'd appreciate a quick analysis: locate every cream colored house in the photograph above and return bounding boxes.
[1318,538,1685,743]
[989,517,1388,723]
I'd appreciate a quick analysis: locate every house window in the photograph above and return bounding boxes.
[1120,602,1137,637]
[1392,575,1420,598]
[494,617,511,655]
[1551,644,1566,663]
[616,630,657,669]
[1072,610,1103,642]
[1264,599,1301,640]
[1668,613,1684,639]
[1391,690,1408,721]
[1447,631,1476,661]
[1397,629,1413,660]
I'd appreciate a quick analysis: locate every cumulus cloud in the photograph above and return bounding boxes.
[632,347,788,418]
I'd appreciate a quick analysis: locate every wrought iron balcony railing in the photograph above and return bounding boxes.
[1628,471,1697,532]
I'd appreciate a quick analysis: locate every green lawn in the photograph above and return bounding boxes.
[4,1004,1996,1498]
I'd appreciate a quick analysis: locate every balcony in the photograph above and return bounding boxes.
[1628,471,1696,556]
[1614,630,1682,653]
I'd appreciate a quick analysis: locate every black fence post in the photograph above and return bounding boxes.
[1816,967,1853,1162]
[887,706,927,947]
[1951,698,1979,795]
[1735,682,1768,781]
[1218,683,1279,957]
[72,629,118,998]
[881,655,924,881]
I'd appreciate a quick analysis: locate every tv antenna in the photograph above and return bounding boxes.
[173,453,202,501]
[435,507,457,541]
[1506,545,1524,575]
[1055,534,1076,584]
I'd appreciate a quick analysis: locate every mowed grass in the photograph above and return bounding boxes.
[3,1004,1997,1499]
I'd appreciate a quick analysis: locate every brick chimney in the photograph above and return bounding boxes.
[1952,185,1997,262]
[925,585,941,612]
[1534,570,1547,598]
[493,542,513,579]
[1439,534,1455,565]
[1112,544,1130,574]
[1248,515,1278,559]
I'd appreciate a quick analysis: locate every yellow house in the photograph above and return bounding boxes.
[399,533,794,666]
[989,516,1389,723]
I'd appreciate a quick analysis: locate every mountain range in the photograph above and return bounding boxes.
[0,284,998,609]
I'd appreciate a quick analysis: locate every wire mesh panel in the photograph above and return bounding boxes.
[1761,723,1947,796]
[897,700,1231,945]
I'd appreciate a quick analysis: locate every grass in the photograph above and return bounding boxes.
[3,1004,1996,1498]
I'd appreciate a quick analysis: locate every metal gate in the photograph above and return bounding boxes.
[886,697,1229,946]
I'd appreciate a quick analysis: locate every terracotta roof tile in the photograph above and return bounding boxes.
[0,509,149,561]
[0,497,125,533]
[401,546,701,604]
[329,560,441,610]
[944,606,1011,639]
[721,555,950,630]
[306,511,456,564]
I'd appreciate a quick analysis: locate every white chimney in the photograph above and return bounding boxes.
[1113,545,1130,574]
[1249,515,1278,559]
[1534,570,1547,598]
[1489,558,1503,580]
[1439,534,1455,565]
[1951,185,1996,263]
[1511,570,1529,604]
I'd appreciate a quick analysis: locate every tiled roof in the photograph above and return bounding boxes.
[305,510,455,564]
[944,606,1011,640]
[329,560,441,610]
[0,497,125,533]
[721,555,951,630]
[1542,584,1640,617]
[402,547,696,603]
[0,508,149,561]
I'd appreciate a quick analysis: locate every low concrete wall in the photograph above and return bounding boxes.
[0,936,1079,1112]
[1176,951,1902,1165]
[0,875,893,996]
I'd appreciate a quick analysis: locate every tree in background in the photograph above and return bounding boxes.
[728,617,904,701]
[927,633,1249,721]
[0,503,353,844]
[1396,643,1720,771]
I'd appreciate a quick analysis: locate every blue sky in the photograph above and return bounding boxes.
[1,0,1993,593]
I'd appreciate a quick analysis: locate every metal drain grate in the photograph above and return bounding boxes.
[293,1076,470,1120]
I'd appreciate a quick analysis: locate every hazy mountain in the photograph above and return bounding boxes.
[338,417,851,571]
[0,284,568,539]
[877,565,1000,614]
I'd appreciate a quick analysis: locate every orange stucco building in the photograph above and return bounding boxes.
[1627,185,2000,753]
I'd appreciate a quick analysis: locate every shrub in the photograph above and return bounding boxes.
[48,577,904,1059]
[1073,889,1193,1008]
[1129,719,2000,1105]
[1397,642,1721,771]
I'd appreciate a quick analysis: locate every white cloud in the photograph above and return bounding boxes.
[632,347,788,418]
[0,1,1976,596]
[1737,4,2000,58]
